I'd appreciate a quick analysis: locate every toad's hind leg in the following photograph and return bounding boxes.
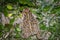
[36,31,42,40]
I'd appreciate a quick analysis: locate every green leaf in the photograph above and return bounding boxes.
[0,24,4,31]
[7,4,13,10]
[51,6,60,14]
[0,6,3,12]
[4,8,8,17]
[19,7,24,11]
[43,5,50,12]
[40,24,47,30]
[10,18,15,24]
[16,28,21,32]
[15,34,20,38]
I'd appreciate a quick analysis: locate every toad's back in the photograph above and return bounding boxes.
[21,8,40,38]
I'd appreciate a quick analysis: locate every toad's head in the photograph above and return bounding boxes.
[22,8,30,13]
